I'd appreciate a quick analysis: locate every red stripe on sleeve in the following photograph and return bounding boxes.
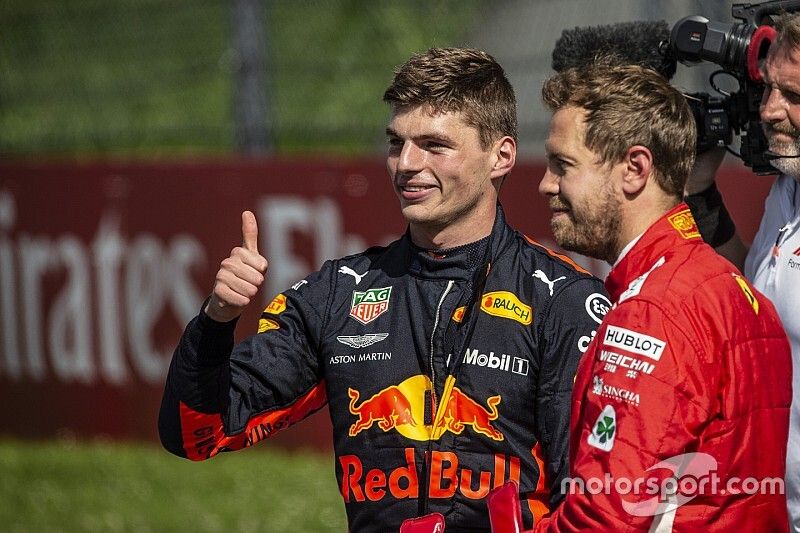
[179,381,328,460]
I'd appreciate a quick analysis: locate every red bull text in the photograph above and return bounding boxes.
[340,448,521,502]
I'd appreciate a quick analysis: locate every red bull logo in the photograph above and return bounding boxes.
[340,448,521,502]
[347,375,504,442]
[348,385,418,437]
[435,386,503,441]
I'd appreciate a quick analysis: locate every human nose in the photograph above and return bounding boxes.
[396,141,424,174]
[539,168,559,197]
[761,86,787,124]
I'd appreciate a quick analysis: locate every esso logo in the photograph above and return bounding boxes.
[585,293,611,324]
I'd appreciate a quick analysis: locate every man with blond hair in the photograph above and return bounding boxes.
[489,60,791,531]
[159,47,606,531]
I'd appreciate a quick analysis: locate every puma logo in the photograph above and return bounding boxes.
[533,269,566,296]
[338,266,368,285]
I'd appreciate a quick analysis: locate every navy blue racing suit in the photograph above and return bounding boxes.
[158,205,608,531]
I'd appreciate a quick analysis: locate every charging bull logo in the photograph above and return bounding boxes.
[435,387,503,441]
[347,375,504,442]
[347,385,418,436]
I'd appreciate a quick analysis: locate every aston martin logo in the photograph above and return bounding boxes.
[336,333,389,348]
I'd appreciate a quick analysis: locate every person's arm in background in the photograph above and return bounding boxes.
[684,148,749,270]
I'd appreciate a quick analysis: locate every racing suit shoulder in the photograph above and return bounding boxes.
[506,233,609,509]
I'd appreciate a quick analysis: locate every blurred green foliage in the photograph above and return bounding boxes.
[0,438,346,532]
[0,0,479,157]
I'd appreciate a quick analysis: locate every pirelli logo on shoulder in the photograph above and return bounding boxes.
[480,291,532,326]
[603,325,666,361]
[265,293,287,315]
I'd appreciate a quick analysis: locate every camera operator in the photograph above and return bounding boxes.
[686,13,800,531]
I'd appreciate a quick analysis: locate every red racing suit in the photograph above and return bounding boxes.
[158,205,608,532]
[536,204,792,531]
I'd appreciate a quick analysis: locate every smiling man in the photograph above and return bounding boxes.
[158,48,607,531]
[514,60,791,531]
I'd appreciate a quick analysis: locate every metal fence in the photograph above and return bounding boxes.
[1,0,732,158]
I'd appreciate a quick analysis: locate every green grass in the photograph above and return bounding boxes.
[0,438,347,532]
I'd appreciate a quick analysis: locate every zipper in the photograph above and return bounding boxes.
[429,279,454,414]
[421,279,454,516]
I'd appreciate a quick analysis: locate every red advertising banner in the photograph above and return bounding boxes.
[0,158,772,450]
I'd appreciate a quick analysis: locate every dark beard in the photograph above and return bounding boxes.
[551,190,621,263]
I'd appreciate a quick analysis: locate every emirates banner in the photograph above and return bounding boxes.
[0,158,770,449]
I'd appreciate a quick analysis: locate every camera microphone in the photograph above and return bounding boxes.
[551,20,676,79]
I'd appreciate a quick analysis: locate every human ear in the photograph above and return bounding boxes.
[621,145,653,195]
[490,136,516,179]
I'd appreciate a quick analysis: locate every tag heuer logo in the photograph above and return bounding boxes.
[350,287,392,324]
[588,405,616,451]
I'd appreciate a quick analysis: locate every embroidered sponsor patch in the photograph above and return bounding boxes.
[338,266,368,285]
[668,208,701,239]
[462,348,529,376]
[591,375,641,407]
[265,293,287,315]
[585,293,611,324]
[350,287,392,325]
[336,333,389,349]
[603,325,666,361]
[452,306,466,323]
[533,270,565,296]
[588,405,617,451]
[480,291,532,325]
[257,317,280,333]
[732,273,759,315]
[597,349,656,378]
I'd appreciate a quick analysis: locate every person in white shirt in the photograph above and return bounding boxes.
[685,12,800,532]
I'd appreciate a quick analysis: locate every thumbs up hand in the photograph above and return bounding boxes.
[205,211,269,323]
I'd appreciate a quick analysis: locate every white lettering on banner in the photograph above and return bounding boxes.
[260,197,363,300]
[0,190,206,385]
[603,325,666,361]
[258,196,399,303]
[1,190,398,387]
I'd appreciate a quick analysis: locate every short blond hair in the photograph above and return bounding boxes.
[384,47,518,148]
[542,59,696,197]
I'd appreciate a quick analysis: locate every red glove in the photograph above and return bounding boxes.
[487,481,534,533]
[399,512,445,533]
